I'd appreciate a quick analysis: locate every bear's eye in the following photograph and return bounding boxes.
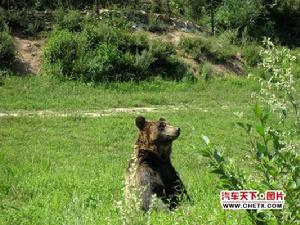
[159,122,166,130]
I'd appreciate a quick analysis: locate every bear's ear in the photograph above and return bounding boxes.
[136,116,146,130]
[159,117,166,122]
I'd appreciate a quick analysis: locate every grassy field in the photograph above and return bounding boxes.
[0,75,295,224]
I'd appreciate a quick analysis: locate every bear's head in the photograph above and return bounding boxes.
[135,116,180,159]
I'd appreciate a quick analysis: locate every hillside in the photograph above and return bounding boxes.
[2,9,257,80]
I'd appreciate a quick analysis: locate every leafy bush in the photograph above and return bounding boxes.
[43,23,186,82]
[147,39,186,79]
[150,38,175,59]
[83,23,120,48]
[147,14,168,33]
[215,0,263,29]
[82,23,148,52]
[23,18,45,35]
[291,51,300,78]
[5,10,45,35]
[55,10,83,32]
[254,39,299,124]
[240,43,262,66]
[134,49,155,73]
[200,40,300,224]
[200,62,214,80]
[0,31,16,69]
[179,36,236,63]
[179,36,211,59]
[73,43,130,82]
[215,0,279,40]
[43,29,79,77]
[0,8,8,31]
[201,104,300,224]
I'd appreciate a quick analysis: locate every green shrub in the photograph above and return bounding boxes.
[215,0,279,40]
[215,0,263,29]
[0,69,9,85]
[83,23,118,49]
[83,24,148,52]
[134,49,155,74]
[5,10,21,27]
[200,62,214,80]
[291,52,300,78]
[5,10,45,35]
[123,31,149,54]
[201,41,300,224]
[43,29,80,79]
[240,43,262,66]
[147,14,168,33]
[74,43,142,82]
[101,10,133,30]
[179,36,208,58]
[44,30,79,64]
[147,39,185,79]
[43,23,186,82]
[0,31,16,69]
[179,36,236,63]
[74,44,121,82]
[24,18,45,35]
[150,38,175,58]
[55,10,83,32]
[0,8,8,31]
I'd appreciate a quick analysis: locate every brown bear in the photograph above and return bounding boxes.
[125,116,190,211]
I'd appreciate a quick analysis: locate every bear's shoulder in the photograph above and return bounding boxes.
[137,149,161,166]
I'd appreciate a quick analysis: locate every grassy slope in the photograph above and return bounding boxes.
[0,75,259,111]
[0,75,281,225]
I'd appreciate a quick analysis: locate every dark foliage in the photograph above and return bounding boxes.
[0,31,15,69]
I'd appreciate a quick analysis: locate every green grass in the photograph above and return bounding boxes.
[0,75,259,111]
[0,75,294,225]
[0,113,253,225]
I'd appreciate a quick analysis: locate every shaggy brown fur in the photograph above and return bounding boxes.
[125,116,189,211]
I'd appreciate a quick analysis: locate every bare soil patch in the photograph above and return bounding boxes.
[12,34,44,75]
[0,106,212,118]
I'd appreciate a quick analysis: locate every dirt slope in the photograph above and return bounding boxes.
[10,29,243,77]
[12,35,43,75]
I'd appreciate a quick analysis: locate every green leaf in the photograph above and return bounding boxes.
[211,168,226,176]
[256,142,266,158]
[200,149,212,158]
[256,126,265,136]
[213,150,225,163]
[254,103,263,119]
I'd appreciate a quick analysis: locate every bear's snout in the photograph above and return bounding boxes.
[163,125,180,140]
